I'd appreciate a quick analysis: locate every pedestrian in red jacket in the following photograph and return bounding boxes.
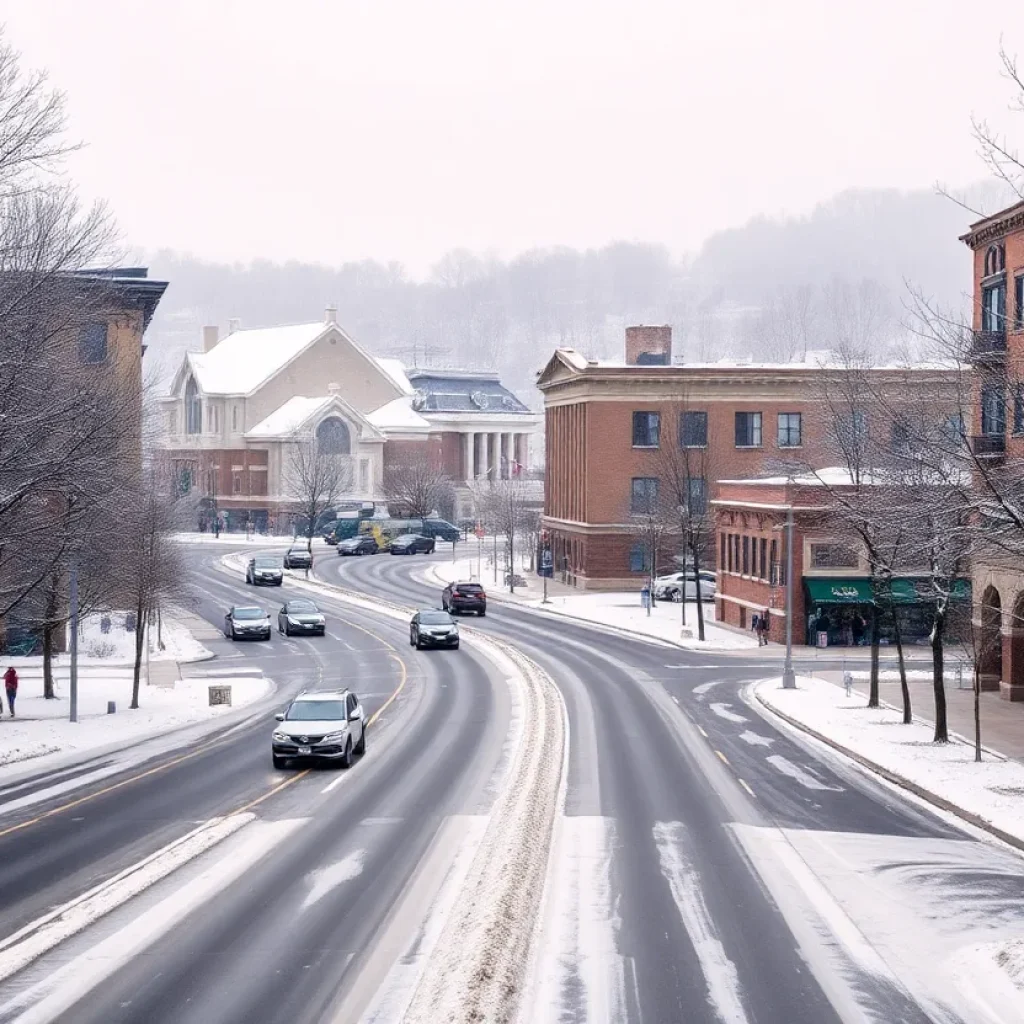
[4,666,17,717]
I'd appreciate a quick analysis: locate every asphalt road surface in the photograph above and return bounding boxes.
[0,541,1021,1024]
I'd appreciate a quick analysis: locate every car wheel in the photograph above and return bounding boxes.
[671,590,683,603]
[478,609,486,617]
[230,628,237,641]
[284,623,291,637]
[409,632,416,647]
[272,754,286,769]
[354,726,366,756]
[452,640,460,650]
[415,636,424,649]
[339,737,353,769]
[264,630,272,640]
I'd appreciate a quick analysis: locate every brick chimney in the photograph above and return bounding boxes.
[625,324,672,366]
[325,304,338,324]
[227,317,241,335]
[202,325,219,352]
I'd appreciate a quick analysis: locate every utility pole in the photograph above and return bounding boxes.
[508,489,516,594]
[782,502,796,689]
[69,560,79,723]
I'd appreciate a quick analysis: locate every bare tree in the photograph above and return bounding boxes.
[285,439,354,552]
[474,477,538,593]
[383,461,455,520]
[971,44,1024,203]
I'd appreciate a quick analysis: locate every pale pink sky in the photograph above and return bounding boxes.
[3,0,1018,275]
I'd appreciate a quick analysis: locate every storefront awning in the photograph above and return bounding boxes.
[805,578,873,604]
[888,578,971,603]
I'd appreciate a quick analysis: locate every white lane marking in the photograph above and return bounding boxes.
[357,816,490,1024]
[738,731,774,748]
[653,821,750,1024]
[2,817,303,1024]
[709,702,748,724]
[0,814,255,983]
[302,850,364,908]
[738,779,756,798]
[322,771,351,794]
[519,816,627,1024]
[694,680,726,696]
[765,755,843,792]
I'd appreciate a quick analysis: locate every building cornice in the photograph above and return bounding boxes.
[960,200,1024,248]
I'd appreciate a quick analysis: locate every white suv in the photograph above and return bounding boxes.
[272,689,366,769]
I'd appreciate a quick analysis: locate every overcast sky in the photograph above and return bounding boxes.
[3,0,1019,276]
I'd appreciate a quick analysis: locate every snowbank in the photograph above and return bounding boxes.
[0,671,271,767]
[996,938,1024,991]
[172,532,298,546]
[754,676,1024,848]
[424,557,756,651]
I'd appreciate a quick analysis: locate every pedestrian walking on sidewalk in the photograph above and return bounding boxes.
[4,666,18,717]
[758,609,770,646]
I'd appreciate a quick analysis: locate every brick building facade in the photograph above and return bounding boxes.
[538,326,961,590]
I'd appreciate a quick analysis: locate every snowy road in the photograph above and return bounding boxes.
[0,543,1021,1022]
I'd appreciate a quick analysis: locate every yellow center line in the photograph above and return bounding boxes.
[234,769,312,814]
[368,654,408,727]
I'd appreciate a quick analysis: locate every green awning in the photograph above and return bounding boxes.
[805,578,874,604]
[887,578,971,603]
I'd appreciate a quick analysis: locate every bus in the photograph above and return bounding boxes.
[325,505,377,544]
[357,516,460,549]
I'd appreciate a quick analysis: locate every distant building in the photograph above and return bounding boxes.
[960,201,1024,700]
[536,325,961,590]
[156,308,539,530]
[713,473,970,647]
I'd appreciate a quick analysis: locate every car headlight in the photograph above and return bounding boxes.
[272,731,289,742]
[322,729,348,743]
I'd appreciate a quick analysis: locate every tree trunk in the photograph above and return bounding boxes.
[42,577,61,699]
[868,602,880,708]
[889,597,911,724]
[974,663,983,762]
[931,606,948,743]
[130,588,145,710]
[157,602,165,651]
[691,535,706,642]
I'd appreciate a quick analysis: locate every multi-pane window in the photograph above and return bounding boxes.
[734,412,762,447]
[632,411,660,447]
[770,539,779,583]
[630,477,659,514]
[78,322,108,364]
[751,536,759,578]
[777,412,802,448]
[680,411,708,448]
[1016,275,1024,330]
[687,477,707,516]
[982,282,1006,332]
[759,538,768,581]
[720,533,726,569]
[810,543,859,569]
[232,470,243,495]
[981,385,1006,435]
[629,544,651,573]
[185,377,202,435]
[742,536,750,575]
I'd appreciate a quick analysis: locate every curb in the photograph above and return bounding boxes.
[752,685,1024,855]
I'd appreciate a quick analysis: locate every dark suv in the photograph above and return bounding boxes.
[442,581,487,616]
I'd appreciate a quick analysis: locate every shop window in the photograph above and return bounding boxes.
[680,411,707,448]
[735,412,762,447]
[632,411,660,448]
[777,412,802,448]
[810,543,859,569]
[630,477,659,514]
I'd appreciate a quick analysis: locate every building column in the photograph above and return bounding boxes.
[483,433,494,481]
[500,432,512,479]
[474,432,485,480]
[514,433,528,474]
[463,432,474,482]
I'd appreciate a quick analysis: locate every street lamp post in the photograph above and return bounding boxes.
[782,502,796,689]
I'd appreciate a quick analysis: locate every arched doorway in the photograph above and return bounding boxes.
[979,585,1003,692]
[316,416,351,455]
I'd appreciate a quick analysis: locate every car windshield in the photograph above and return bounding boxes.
[233,607,264,620]
[255,558,279,567]
[455,583,482,592]
[288,547,308,554]
[288,600,317,613]
[286,700,346,721]
[420,611,453,625]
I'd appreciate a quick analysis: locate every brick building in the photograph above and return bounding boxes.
[156,309,538,529]
[537,325,960,590]
[960,200,1024,700]
[713,473,970,647]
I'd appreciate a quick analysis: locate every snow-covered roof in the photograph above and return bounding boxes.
[366,396,431,433]
[375,358,414,396]
[189,322,327,395]
[246,396,333,438]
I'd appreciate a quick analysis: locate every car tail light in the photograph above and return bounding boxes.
[452,590,462,597]
[478,591,486,600]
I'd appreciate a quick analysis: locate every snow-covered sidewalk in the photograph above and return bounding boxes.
[754,675,1024,849]
[0,611,270,768]
[423,556,758,651]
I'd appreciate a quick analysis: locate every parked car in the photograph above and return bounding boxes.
[653,570,717,602]
[338,536,380,556]
[442,581,487,616]
[423,518,461,543]
[283,546,313,569]
[390,534,436,555]
[278,598,326,636]
[224,605,272,640]
[409,609,460,649]
[246,556,283,586]
[505,572,527,587]
[271,688,365,768]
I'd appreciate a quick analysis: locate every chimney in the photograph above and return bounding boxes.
[625,324,672,366]
[327,382,340,396]
[202,325,219,352]
[227,317,241,335]
[325,304,338,324]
